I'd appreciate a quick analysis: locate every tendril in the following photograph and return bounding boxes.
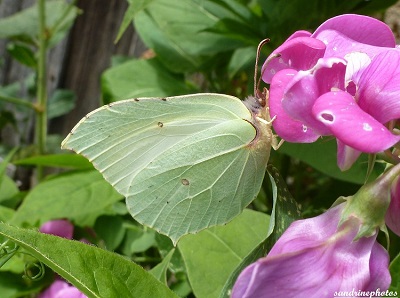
[0,239,46,281]
[0,240,20,268]
[23,261,46,281]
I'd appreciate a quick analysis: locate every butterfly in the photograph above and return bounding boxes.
[61,39,276,244]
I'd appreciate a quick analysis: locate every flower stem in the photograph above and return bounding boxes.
[35,0,48,181]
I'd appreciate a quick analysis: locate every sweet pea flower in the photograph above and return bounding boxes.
[39,220,87,298]
[232,162,400,297]
[39,219,74,239]
[263,14,400,170]
[231,204,390,298]
[39,279,87,298]
[386,176,400,237]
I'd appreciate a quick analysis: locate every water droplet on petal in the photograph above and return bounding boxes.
[363,123,372,131]
[302,125,308,132]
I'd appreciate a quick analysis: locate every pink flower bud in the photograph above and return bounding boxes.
[39,219,74,239]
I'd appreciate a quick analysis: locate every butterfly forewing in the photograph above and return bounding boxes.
[61,93,270,244]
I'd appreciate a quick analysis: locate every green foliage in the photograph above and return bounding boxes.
[0,270,53,298]
[219,164,302,297]
[0,0,398,297]
[134,0,248,73]
[6,43,37,68]
[47,89,76,119]
[390,252,400,292]
[149,248,175,284]
[280,140,385,184]
[0,223,178,298]
[101,58,197,103]
[0,0,80,48]
[178,209,270,298]
[11,170,123,227]
[14,154,93,169]
[115,0,155,42]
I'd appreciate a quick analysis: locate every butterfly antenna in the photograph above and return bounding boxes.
[254,38,270,98]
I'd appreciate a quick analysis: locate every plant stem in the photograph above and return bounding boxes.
[49,0,78,36]
[35,0,48,181]
[0,93,36,110]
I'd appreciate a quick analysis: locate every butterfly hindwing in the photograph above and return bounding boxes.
[61,93,271,244]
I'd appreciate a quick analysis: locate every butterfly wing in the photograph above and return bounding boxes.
[61,93,271,244]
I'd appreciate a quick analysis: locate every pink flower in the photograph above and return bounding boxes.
[386,176,400,237]
[231,204,390,298]
[38,279,87,298]
[39,220,87,298]
[263,14,400,170]
[39,219,74,239]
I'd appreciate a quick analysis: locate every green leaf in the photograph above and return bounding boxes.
[178,209,270,298]
[94,216,125,251]
[265,164,302,243]
[47,89,76,119]
[227,46,256,79]
[115,0,155,42]
[0,148,19,204]
[0,270,53,298]
[121,224,156,255]
[0,148,17,182]
[279,139,384,184]
[101,58,196,103]
[0,205,15,222]
[6,43,36,68]
[0,110,17,131]
[155,234,186,273]
[61,94,272,244]
[134,0,245,72]
[149,248,175,284]
[14,154,93,169]
[0,0,79,47]
[258,0,397,49]
[390,252,400,292]
[11,170,123,227]
[0,223,178,298]
[219,165,302,297]
[0,177,19,204]
[348,0,397,15]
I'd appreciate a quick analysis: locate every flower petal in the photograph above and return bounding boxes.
[336,140,362,171]
[269,69,319,142]
[364,241,391,291]
[313,29,390,61]
[283,57,346,135]
[344,52,371,92]
[312,14,396,48]
[232,205,389,297]
[39,280,87,298]
[386,177,400,237]
[39,280,70,298]
[312,91,400,153]
[57,286,87,298]
[286,30,312,39]
[262,36,325,83]
[268,204,344,256]
[357,50,400,124]
[39,219,74,239]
